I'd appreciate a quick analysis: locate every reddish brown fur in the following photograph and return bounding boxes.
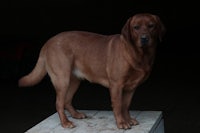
[19,13,165,129]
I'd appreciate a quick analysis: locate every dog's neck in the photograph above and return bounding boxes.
[120,35,156,71]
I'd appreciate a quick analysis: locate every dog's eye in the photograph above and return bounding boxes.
[133,25,140,30]
[148,24,155,29]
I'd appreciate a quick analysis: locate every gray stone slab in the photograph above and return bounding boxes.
[26,110,164,133]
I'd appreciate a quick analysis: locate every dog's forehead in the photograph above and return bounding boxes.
[131,14,156,24]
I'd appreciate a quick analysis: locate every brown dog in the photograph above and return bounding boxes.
[19,13,165,129]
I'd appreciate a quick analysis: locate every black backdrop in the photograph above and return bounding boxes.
[0,0,200,133]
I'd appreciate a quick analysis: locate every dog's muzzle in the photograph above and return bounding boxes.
[140,35,149,46]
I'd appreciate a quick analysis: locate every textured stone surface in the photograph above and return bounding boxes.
[26,110,164,133]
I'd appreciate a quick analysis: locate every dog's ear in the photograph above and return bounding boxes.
[121,17,133,43]
[153,15,166,42]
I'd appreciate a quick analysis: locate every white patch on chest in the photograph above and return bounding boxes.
[72,68,85,79]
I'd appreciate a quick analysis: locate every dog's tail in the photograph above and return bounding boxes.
[18,52,47,87]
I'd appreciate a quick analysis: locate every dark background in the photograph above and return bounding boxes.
[0,0,200,133]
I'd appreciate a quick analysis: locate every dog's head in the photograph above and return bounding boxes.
[122,13,165,47]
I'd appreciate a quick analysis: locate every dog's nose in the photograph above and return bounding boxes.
[140,35,149,45]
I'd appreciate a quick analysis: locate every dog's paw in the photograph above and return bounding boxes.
[72,111,87,119]
[117,121,132,129]
[61,121,75,128]
[129,118,139,126]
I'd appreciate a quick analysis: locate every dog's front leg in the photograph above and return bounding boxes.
[122,89,139,126]
[109,84,131,129]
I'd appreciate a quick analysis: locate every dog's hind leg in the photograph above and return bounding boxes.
[64,75,87,119]
[46,49,75,128]
[49,67,76,128]
[52,75,75,128]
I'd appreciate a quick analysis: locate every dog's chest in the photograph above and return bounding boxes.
[123,63,151,90]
